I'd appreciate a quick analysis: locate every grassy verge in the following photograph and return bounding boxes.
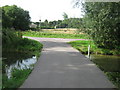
[23,30,89,39]
[68,40,120,89]
[2,29,43,89]
[68,40,120,55]
[2,69,31,90]
[105,72,120,89]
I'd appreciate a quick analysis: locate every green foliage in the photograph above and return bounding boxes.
[2,28,43,89]
[18,38,43,52]
[2,28,21,48]
[105,72,120,89]
[63,12,68,20]
[68,40,120,55]
[32,17,83,29]
[2,5,31,30]
[68,40,97,54]
[82,2,120,50]
[23,30,89,39]
[34,22,40,28]
[2,28,43,52]
[2,69,31,89]
[57,18,83,28]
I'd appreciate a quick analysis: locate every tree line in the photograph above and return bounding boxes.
[1,5,84,30]
[32,13,83,30]
[32,18,83,29]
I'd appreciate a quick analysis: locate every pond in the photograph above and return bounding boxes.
[2,51,38,79]
[85,54,120,72]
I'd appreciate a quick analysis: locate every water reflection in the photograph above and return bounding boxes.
[85,55,120,72]
[2,52,37,79]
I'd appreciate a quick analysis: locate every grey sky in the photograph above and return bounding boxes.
[1,0,84,22]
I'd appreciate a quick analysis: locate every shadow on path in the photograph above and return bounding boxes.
[20,36,116,88]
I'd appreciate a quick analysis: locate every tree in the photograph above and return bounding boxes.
[86,2,120,49]
[67,18,83,28]
[34,22,39,28]
[63,12,68,20]
[2,6,13,28]
[75,2,120,49]
[2,5,31,30]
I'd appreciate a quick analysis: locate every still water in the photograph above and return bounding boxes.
[2,52,37,79]
[86,54,120,72]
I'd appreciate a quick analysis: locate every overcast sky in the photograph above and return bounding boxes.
[1,0,84,22]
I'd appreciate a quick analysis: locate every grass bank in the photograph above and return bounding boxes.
[68,40,120,55]
[2,69,31,89]
[68,40,120,89]
[3,29,43,54]
[23,30,89,39]
[2,29,43,89]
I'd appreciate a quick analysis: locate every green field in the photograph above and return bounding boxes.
[23,30,89,39]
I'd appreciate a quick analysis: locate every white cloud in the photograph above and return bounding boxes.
[1,0,83,22]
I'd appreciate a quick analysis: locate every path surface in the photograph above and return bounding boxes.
[20,37,115,88]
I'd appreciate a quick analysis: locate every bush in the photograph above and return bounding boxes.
[17,38,43,52]
[2,28,43,52]
[2,28,21,46]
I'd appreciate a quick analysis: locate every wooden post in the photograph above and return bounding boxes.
[88,45,90,58]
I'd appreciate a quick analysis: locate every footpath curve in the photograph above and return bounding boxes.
[20,36,115,88]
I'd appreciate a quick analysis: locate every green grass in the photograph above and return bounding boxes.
[23,30,89,39]
[16,38,43,52]
[3,38,43,58]
[68,40,120,55]
[105,72,120,89]
[2,69,32,89]
[68,40,101,54]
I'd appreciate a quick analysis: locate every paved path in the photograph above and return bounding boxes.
[20,37,115,88]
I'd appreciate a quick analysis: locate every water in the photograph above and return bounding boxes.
[86,54,120,72]
[2,52,37,79]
